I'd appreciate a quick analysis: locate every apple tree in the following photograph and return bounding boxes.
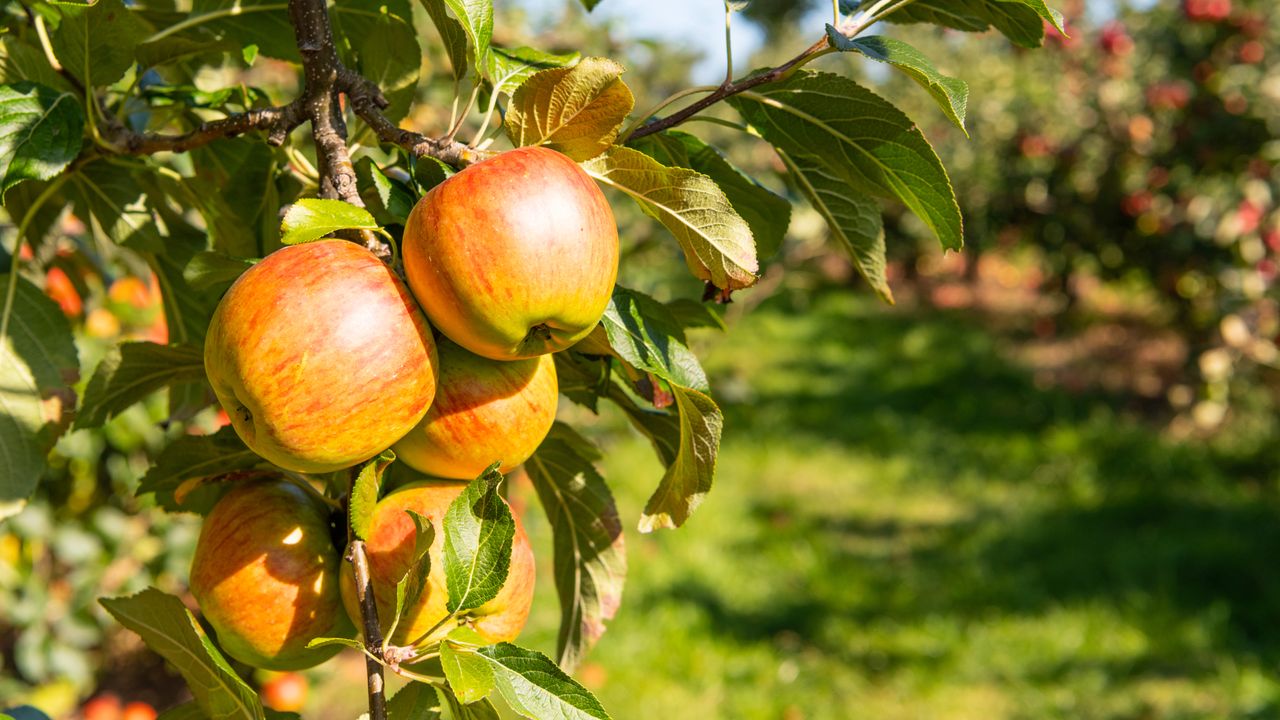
[0,0,1065,717]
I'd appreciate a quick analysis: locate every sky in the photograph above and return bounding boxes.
[511,0,1164,83]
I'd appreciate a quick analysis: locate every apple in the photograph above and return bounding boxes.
[261,672,308,712]
[393,339,558,479]
[204,240,439,473]
[190,479,354,670]
[401,146,619,361]
[82,694,121,720]
[120,703,157,720]
[340,481,535,646]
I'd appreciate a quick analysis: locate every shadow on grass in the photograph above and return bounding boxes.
[667,291,1280,706]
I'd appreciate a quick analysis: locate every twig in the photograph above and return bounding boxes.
[625,0,919,143]
[339,70,488,167]
[626,37,832,142]
[347,539,389,720]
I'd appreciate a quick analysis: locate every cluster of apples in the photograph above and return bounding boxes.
[189,147,619,670]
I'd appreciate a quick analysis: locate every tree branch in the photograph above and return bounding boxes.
[626,36,830,142]
[347,538,389,720]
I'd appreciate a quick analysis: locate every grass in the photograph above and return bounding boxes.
[508,290,1280,720]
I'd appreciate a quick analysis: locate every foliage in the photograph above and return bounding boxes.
[0,0,1065,716]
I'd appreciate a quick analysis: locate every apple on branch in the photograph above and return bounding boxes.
[393,338,558,479]
[204,240,440,473]
[402,146,619,361]
[190,480,354,670]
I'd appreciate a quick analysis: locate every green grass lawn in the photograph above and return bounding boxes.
[507,290,1280,720]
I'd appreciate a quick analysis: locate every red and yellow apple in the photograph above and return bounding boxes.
[393,339,558,479]
[401,146,619,360]
[190,479,353,670]
[203,240,439,473]
[340,482,535,646]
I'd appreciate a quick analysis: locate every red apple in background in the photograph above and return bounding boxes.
[120,703,156,720]
[82,694,121,720]
[261,672,309,712]
[393,339,558,479]
[340,482,535,646]
[402,146,619,360]
[190,480,354,670]
[204,240,439,473]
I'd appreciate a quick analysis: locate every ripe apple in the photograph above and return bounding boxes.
[340,481,535,646]
[204,240,439,473]
[393,339,558,479]
[260,672,308,712]
[401,146,619,360]
[190,479,354,670]
[121,703,157,720]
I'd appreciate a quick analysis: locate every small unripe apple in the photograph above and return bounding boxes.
[402,146,619,360]
[393,339,558,479]
[204,240,439,473]
[340,482,535,646]
[191,480,353,670]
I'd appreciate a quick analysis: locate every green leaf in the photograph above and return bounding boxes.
[552,352,610,413]
[579,0,604,9]
[636,386,722,532]
[436,685,500,720]
[0,83,83,200]
[279,199,380,246]
[601,286,709,393]
[182,0,299,63]
[134,36,238,69]
[885,0,1065,48]
[476,643,611,720]
[0,274,78,521]
[333,0,421,121]
[443,464,515,614]
[525,423,626,671]
[0,37,74,92]
[76,342,206,429]
[665,298,725,332]
[485,46,581,98]
[419,0,470,82]
[413,155,455,194]
[390,510,434,636]
[582,146,757,292]
[51,0,150,87]
[355,158,416,226]
[506,57,634,162]
[350,450,396,541]
[100,588,265,720]
[826,30,969,136]
[387,683,441,720]
[183,251,255,292]
[303,636,366,652]
[187,138,281,258]
[728,70,963,251]
[66,160,165,252]
[777,148,892,303]
[137,427,267,514]
[155,703,205,720]
[442,0,493,70]
[633,130,790,260]
[440,640,496,704]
